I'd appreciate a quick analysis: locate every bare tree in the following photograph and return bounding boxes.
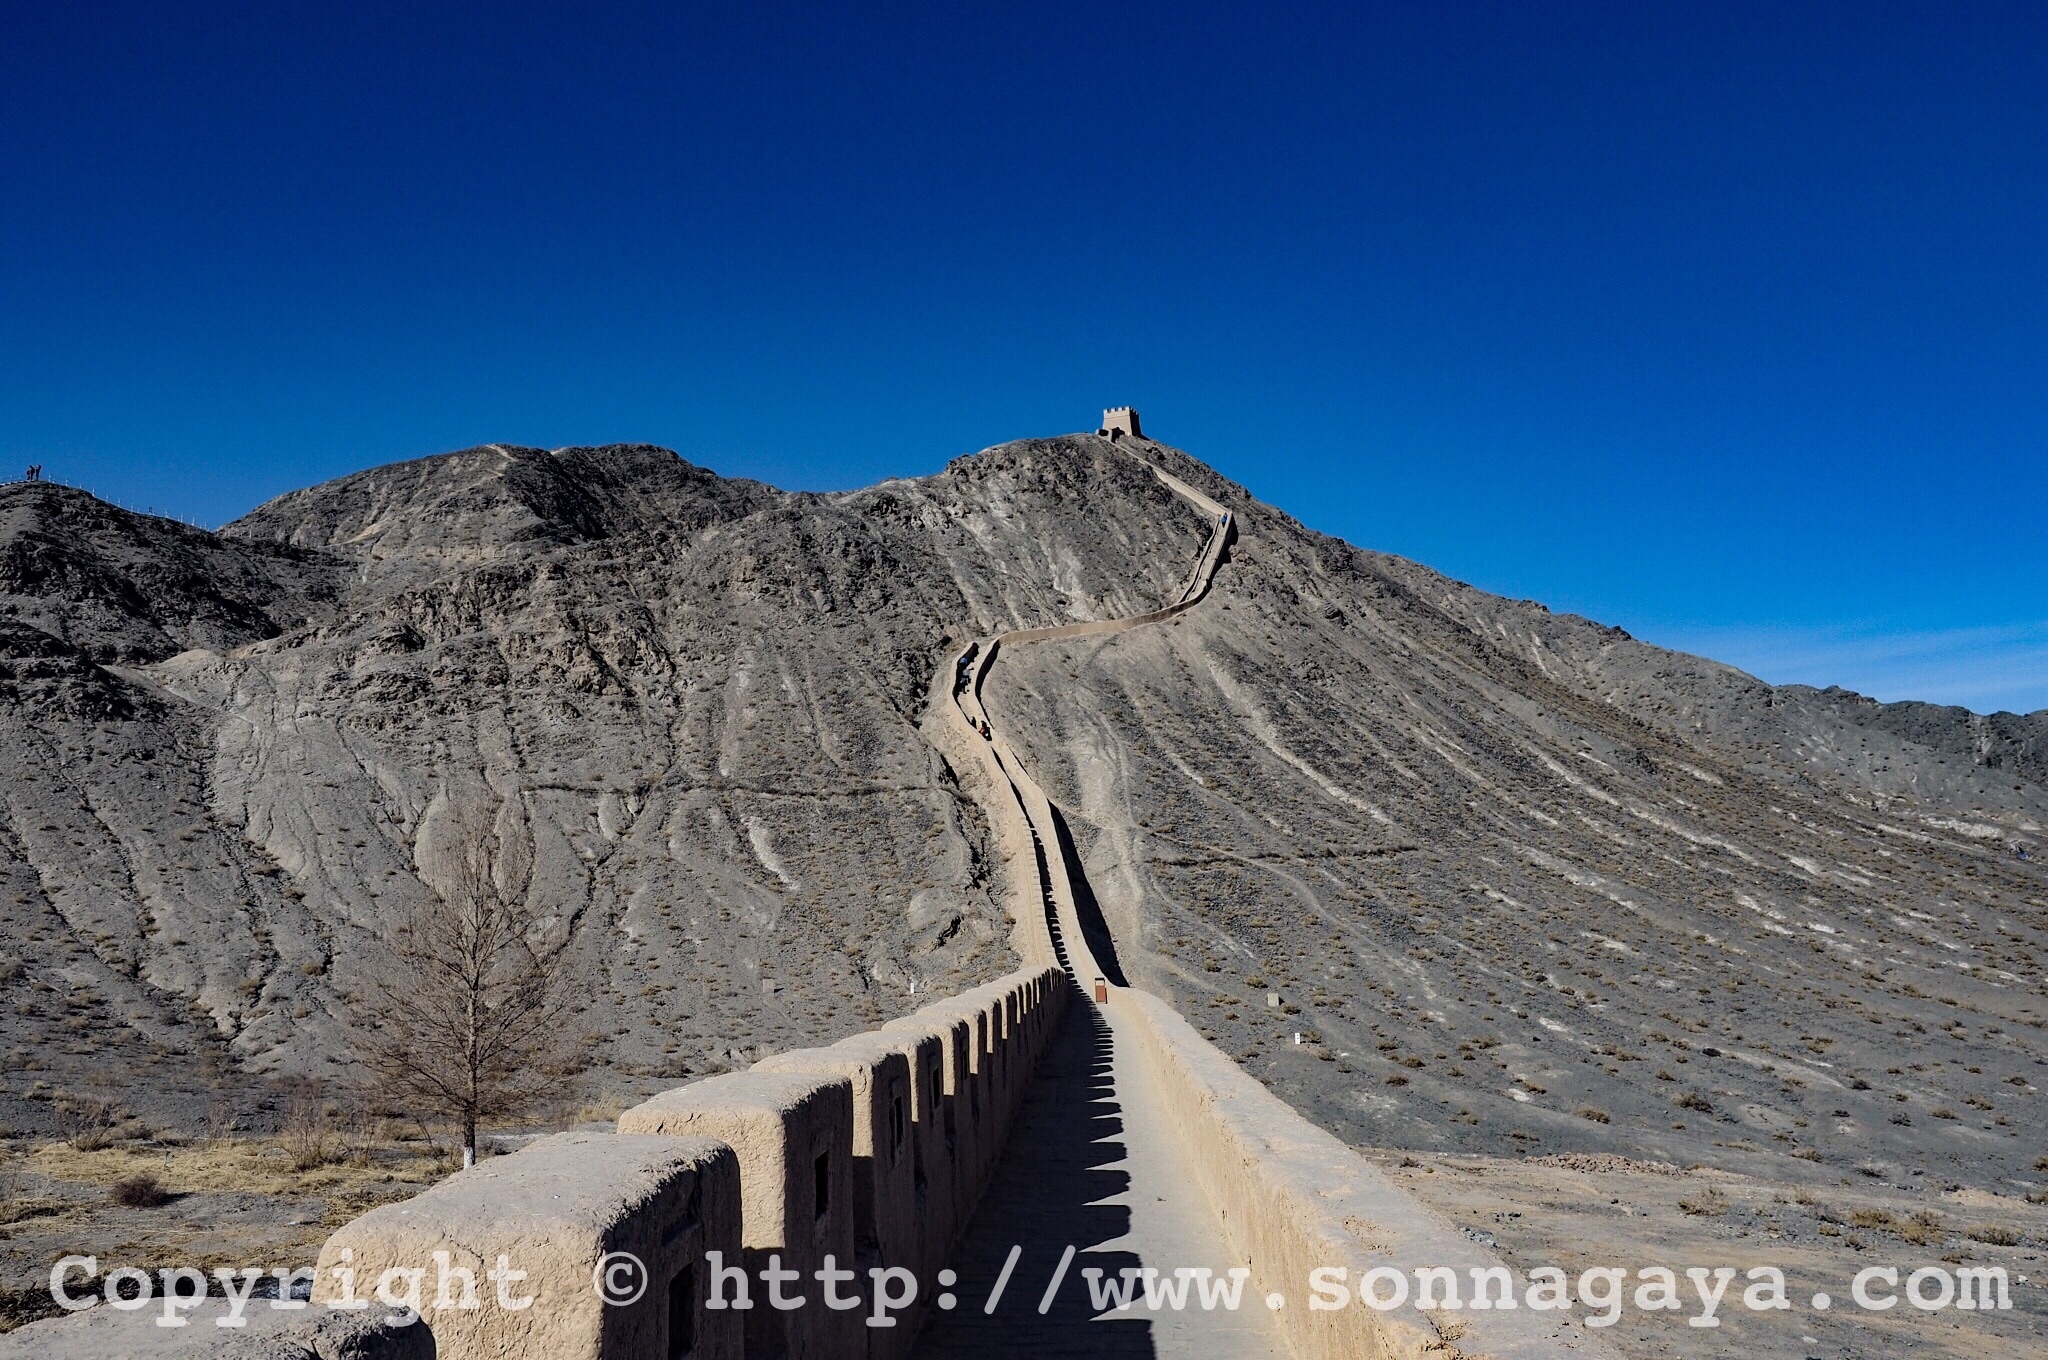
[353,802,583,1168]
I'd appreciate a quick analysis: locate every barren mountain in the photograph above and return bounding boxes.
[2,434,2042,1215]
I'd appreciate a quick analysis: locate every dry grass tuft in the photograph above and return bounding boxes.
[571,1095,632,1125]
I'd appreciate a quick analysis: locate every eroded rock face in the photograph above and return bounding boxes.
[0,437,1201,1131]
[0,480,339,665]
[1,434,2042,1203]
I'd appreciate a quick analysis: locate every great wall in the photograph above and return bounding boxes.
[12,417,1616,1360]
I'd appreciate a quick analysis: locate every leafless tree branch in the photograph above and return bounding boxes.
[349,798,586,1167]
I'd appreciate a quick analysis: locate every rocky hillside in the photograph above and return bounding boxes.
[0,439,1204,1131]
[1,435,2041,1204]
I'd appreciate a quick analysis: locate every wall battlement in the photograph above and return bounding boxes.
[1098,406,1142,439]
[320,967,1065,1360]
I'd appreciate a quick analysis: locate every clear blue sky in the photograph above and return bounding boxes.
[4,3,2042,713]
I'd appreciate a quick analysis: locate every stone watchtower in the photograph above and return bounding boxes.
[1098,407,1143,440]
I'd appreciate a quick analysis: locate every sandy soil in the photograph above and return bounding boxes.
[1366,1146,2048,1358]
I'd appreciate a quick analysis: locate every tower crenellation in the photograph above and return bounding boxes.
[1098,407,1143,440]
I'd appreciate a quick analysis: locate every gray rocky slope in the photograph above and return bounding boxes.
[0,435,2041,1200]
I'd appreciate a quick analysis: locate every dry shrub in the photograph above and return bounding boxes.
[341,1106,385,1169]
[1969,1224,2022,1247]
[1899,1211,1943,1246]
[57,1092,129,1151]
[279,1080,342,1172]
[202,1092,240,1150]
[1576,1107,1612,1124]
[110,1173,172,1209]
[0,1283,64,1331]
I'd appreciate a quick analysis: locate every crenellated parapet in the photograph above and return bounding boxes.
[1097,406,1143,439]
[302,967,1067,1360]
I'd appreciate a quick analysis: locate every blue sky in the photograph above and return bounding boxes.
[4,3,2043,713]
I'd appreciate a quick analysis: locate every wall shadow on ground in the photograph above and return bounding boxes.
[1048,804,1129,988]
[913,1007,1154,1358]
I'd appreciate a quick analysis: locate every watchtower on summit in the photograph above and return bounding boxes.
[1099,407,1143,440]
